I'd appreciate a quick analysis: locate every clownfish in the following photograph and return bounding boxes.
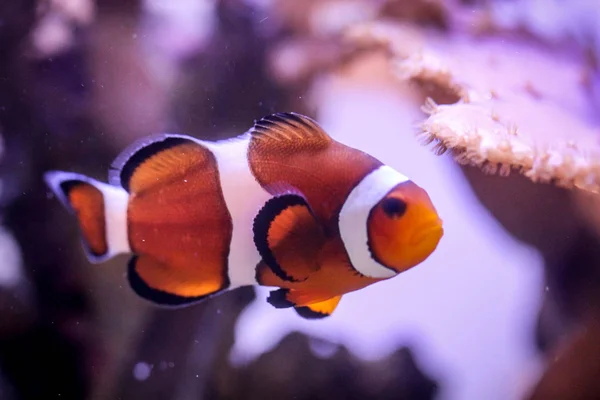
[44,113,443,319]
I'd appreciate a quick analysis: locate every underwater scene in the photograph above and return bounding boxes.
[1,0,600,399]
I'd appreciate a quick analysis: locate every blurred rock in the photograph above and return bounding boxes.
[104,288,253,400]
[0,0,109,398]
[209,331,438,400]
[527,316,600,400]
[0,368,16,400]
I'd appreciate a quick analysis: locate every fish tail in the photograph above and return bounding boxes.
[44,170,130,263]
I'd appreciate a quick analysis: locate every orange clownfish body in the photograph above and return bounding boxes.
[45,113,443,319]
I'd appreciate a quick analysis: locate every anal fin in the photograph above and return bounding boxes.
[127,255,226,307]
[266,288,338,311]
[294,296,342,319]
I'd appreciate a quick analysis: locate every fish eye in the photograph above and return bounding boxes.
[381,197,407,219]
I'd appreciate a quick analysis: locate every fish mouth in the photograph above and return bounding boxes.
[409,220,444,246]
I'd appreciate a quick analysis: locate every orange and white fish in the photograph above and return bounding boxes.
[44,113,443,319]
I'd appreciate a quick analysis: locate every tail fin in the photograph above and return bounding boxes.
[44,171,131,263]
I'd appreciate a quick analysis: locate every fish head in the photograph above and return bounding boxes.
[367,180,443,274]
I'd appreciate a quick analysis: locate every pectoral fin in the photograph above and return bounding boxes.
[253,190,325,283]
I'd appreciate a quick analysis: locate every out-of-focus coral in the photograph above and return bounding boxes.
[348,19,600,193]
[0,224,31,337]
[0,122,32,338]
[0,227,23,289]
[379,0,449,29]
[142,0,216,61]
[30,0,95,57]
[269,0,379,37]
[265,0,461,89]
[0,129,32,338]
[264,0,380,94]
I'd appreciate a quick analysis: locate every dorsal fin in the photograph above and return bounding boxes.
[108,133,210,194]
[250,112,332,146]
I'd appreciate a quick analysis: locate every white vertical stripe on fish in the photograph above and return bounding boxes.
[338,165,410,279]
[202,133,272,288]
[102,183,131,256]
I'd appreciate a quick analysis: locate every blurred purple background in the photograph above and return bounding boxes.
[1,1,600,399]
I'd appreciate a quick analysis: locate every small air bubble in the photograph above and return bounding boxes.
[133,362,152,381]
